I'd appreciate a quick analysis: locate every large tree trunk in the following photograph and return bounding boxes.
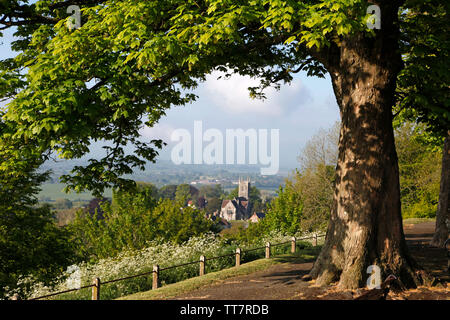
[309,4,422,289]
[431,132,450,248]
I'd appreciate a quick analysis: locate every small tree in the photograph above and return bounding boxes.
[199,184,225,200]
[159,185,178,200]
[298,122,340,172]
[395,0,449,247]
[205,197,222,216]
[0,167,78,299]
[395,122,442,219]
[259,181,304,235]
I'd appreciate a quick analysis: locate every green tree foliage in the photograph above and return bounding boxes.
[252,199,267,213]
[0,204,78,299]
[198,184,225,200]
[154,199,214,243]
[159,184,178,200]
[0,166,78,299]
[175,183,198,204]
[69,189,215,260]
[136,181,160,199]
[395,122,442,218]
[0,0,377,195]
[198,184,226,215]
[0,113,79,298]
[112,182,159,211]
[395,0,449,247]
[204,197,222,215]
[396,0,450,137]
[258,180,304,235]
[294,165,335,231]
[86,197,109,218]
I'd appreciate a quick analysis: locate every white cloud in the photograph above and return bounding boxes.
[140,122,176,142]
[201,71,312,116]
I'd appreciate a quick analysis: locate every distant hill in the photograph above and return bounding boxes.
[39,159,288,189]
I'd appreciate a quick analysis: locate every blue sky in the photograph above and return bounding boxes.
[1,28,340,172]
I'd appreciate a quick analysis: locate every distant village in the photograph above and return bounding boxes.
[45,176,271,227]
[187,178,266,228]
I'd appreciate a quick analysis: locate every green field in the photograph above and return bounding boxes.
[38,183,112,202]
[40,183,275,202]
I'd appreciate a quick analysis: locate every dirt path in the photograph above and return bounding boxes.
[173,222,449,300]
[403,221,449,283]
[175,258,316,300]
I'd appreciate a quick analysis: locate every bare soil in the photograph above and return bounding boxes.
[173,222,448,300]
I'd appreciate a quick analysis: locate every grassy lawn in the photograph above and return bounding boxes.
[117,249,320,300]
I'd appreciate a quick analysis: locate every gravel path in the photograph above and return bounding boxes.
[172,222,448,300]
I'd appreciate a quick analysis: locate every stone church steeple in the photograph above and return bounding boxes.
[238,177,250,200]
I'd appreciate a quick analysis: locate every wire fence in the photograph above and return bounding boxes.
[28,233,325,300]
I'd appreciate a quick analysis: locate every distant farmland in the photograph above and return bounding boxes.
[38,183,112,202]
[39,183,275,202]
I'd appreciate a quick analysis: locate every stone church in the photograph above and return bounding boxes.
[220,178,253,221]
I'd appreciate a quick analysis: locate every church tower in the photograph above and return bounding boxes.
[238,177,250,200]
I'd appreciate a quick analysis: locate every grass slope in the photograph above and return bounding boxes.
[118,249,320,300]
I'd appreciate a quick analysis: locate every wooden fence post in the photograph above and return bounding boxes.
[92,277,100,300]
[314,234,318,246]
[200,255,206,276]
[291,237,296,253]
[152,265,159,290]
[265,242,271,259]
[235,248,241,267]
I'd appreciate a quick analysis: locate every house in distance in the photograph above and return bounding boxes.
[220,178,253,221]
[249,212,266,223]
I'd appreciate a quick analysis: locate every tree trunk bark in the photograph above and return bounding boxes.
[431,132,450,248]
[309,4,422,289]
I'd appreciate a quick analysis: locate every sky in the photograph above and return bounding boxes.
[0,27,340,173]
